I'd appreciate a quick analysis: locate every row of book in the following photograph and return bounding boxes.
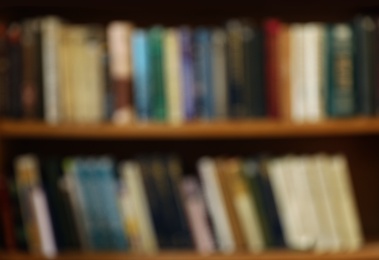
[0,15,379,124]
[0,153,363,256]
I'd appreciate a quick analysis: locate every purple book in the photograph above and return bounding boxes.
[180,27,196,120]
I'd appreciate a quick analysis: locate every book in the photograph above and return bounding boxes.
[132,29,150,121]
[223,158,265,252]
[0,22,8,116]
[354,16,376,115]
[107,21,134,124]
[180,27,196,120]
[0,174,17,250]
[326,24,355,117]
[7,23,23,119]
[212,29,228,119]
[181,176,215,253]
[194,28,214,119]
[41,16,62,124]
[164,29,183,124]
[120,161,158,253]
[197,157,235,253]
[226,20,245,118]
[148,26,166,121]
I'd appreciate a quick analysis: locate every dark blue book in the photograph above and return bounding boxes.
[194,28,214,119]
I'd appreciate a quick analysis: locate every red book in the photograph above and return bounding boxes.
[0,174,17,250]
[264,19,282,118]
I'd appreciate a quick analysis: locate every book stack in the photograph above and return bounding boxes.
[1,15,379,124]
[0,153,363,256]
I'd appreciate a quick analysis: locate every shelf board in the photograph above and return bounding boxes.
[3,242,379,260]
[2,118,379,140]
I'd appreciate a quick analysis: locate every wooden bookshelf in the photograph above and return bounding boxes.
[2,118,379,139]
[3,242,379,260]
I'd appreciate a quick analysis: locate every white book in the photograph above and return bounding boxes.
[212,29,228,119]
[303,24,325,122]
[32,187,57,258]
[164,29,183,125]
[197,157,235,253]
[289,24,306,123]
[41,16,62,124]
[121,161,158,253]
[329,155,363,251]
[267,157,310,250]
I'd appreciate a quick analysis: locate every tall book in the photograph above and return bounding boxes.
[0,174,16,250]
[180,27,196,120]
[164,29,183,124]
[132,29,150,121]
[226,20,245,118]
[197,157,235,253]
[194,28,214,119]
[0,23,8,116]
[264,19,281,118]
[354,16,376,115]
[212,29,228,119]
[107,21,134,124]
[7,23,23,119]
[21,19,40,118]
[303,23,325,122]
[181,176,215,253]
[278,24,291,121]
[148,26,166,121]
[223,158,265,252]
[41,16,62,124]
[120,161,158,253]
[14,155,57,257]
[326,24,355,117]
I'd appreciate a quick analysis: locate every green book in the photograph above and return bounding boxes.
[148,26,166,121]
[326,24,355,117]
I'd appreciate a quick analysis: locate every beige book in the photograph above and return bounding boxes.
[312,154,341,251]
[278,24,291,121]
[329,155,363,251]
[121,161,158,253]
[41,16,62,124]
[197,157,235,253]
[223,158,265,252]
[59,24,74,122]
[289,24,306,123]
[164,28,183,125]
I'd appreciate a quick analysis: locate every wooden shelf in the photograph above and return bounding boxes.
[2,118,379,140]
[3,242,379,260]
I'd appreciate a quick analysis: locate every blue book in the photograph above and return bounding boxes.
[180,27,196,120]
[73,158,105,250]
[194,28,214,119]
[132,30,150,121]
[93,157,127,250]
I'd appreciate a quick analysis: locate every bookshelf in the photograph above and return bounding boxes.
[2,1,379,260]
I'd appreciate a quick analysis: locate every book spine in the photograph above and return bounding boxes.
[164,29,183,124]
[0,174,17,250]
[41,17,61,124]
[7,24,23,119]
[148,26,166,121]
[0,23,9,117]
[107,21,134,124]
[212,29,228,119]
[132,30,150,121]
[181,177,215,253]
[226,21,245,118]
[264,19,281,118]
[327,24,355,117]
[180,27,196,120]
[197,157,235,253]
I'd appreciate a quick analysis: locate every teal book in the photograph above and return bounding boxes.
[326,24,355,117]
[148,26,166,121]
